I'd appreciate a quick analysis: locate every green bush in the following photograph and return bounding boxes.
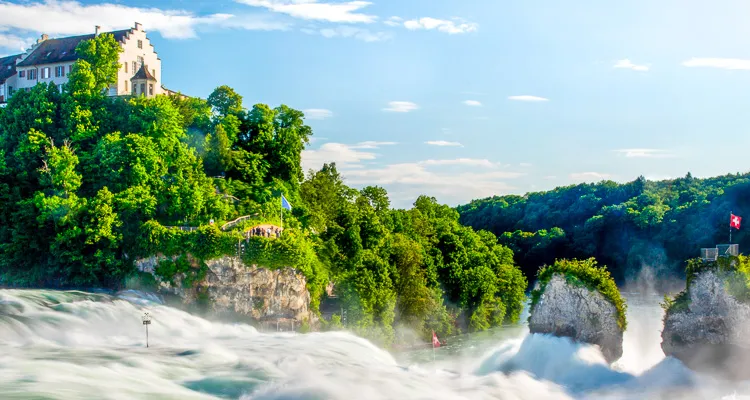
[530,258,627,331]
[664,255,750,316]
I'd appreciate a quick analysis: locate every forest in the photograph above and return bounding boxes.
[458,173,750,284]
[0,33,527,345]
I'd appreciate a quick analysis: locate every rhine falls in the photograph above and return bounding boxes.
[0,286,748,400]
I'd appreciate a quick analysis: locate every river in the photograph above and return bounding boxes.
[0,288,747,399]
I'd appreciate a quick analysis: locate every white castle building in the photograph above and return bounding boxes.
[1,22,177,106]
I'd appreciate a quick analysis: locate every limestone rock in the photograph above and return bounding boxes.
[661,270,750,379]
[135,255,315,327]
[529,274,624,363]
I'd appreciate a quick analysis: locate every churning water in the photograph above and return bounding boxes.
[0,289,748,399]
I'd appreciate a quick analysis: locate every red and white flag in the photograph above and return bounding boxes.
[432,331,441,348]
[731,214,742,230]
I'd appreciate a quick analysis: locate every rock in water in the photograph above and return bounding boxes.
[661,270,750,379]
[135,255,315,328]
[529,274,624,363]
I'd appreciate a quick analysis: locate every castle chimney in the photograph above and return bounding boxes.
[37,34,48,44]
[95,26,101,36]
[134,22,143,31]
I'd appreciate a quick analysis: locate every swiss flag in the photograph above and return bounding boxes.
[731,214,742,229]
[432,331,441,348]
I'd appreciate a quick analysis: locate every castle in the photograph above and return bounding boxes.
[0,22,178,105]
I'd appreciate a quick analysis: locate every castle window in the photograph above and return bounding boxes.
[149,83,153,95]
[138,40,143,49]
[19,70,25,78]
[132,61,137,73]
[124,62,128,73]
[140,83,145,95]
[55,66,65,77]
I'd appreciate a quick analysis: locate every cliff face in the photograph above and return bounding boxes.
[661,270,750,379]
[529,274,624,363]
[136,255,314,327]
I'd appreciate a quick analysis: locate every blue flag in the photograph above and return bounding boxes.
[281,194,292,211]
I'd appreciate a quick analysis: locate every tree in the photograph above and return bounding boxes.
[207,85,244,117]
[74,33,123,94]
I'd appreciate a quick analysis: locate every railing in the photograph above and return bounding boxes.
[164,226,198,232]
[220,214,259,231]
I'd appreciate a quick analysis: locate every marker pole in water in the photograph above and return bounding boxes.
[142,312,152,348]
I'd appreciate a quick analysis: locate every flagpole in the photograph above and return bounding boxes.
[730,210,733,244]
[280,195,283,232]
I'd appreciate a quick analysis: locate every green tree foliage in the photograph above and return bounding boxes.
[0,35,529,348]
[458,174,750,283]
[74,33,123,93]
[530,258,627,330]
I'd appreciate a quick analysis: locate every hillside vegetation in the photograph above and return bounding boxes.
[458,174,750,282]
[0,33,527,345]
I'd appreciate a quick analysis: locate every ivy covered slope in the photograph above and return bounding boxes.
[0,33,529,344]
[530,258,627,331]
[458,174,750,283]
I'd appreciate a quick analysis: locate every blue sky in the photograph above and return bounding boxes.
[2,0,750,207]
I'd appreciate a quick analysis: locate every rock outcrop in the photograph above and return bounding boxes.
[661,270,750,379]
[529,274,624,363]
[136,255,315,328]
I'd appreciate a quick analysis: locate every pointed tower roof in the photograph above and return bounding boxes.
[131,63,156,81]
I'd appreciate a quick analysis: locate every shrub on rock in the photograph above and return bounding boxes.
[529,258,627,363]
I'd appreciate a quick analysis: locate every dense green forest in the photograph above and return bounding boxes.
[458,173,750,283]
[0,33,527,344]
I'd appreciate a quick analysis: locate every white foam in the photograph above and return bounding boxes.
[0,289,747,399]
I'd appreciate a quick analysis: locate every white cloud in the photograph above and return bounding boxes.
[682,57,750,70]
[426,140,463,147]
[344,162,523,206]
[614,148,676,158]
[544,175,557,180]
[463,100,482,107]
[384,16,402,27]
[0,1,288,40]
[403,17,477,34]
[236,0,376,23]
[613,59,649,71]
[420,158,498,168]
[302,141,522,206]
[318,26,391,42]
[0,33,33,53]
[302,142,377,171]
[519,163,532,167]
[508,95,549,102]
[570,172,611,182]
[303,109,333,120]
[350,141,397,149]
[383,101,418,113]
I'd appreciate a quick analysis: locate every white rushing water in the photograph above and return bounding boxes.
[0,289,749,399]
